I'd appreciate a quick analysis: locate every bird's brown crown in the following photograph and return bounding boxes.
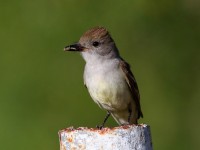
[80,27,111,42]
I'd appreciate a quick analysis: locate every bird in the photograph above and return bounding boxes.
[64,27,143,128]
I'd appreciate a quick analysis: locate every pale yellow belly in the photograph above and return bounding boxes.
[88,77,132,111]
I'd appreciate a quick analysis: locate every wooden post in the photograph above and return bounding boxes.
[58,124,152,150]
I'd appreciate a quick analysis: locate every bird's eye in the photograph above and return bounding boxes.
[92,41,100,47]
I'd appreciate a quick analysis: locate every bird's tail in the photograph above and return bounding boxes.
[111,109,138,125]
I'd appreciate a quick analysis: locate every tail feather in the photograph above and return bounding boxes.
[111,109,138,125]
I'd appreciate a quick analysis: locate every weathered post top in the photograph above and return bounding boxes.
[59,124,152,150]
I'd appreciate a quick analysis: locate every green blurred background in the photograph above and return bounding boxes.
[0,0,200,149]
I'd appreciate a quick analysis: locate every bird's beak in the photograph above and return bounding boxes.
[64,43,84,52]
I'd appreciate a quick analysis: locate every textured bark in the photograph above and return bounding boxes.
[59,124,152,150]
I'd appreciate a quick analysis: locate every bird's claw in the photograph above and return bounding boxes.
[96,125,104,130]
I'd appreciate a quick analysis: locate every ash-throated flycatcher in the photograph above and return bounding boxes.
[64,27,143,128]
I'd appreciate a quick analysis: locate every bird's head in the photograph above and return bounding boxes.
[64,27,119,61]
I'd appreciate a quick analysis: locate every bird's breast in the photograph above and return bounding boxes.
[84,64,132,110]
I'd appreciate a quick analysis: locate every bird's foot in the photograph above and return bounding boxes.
[96,111,111,130]
[96,125,104,130]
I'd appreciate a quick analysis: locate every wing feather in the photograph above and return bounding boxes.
[119,59,143,119]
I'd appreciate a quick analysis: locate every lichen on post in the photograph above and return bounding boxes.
[58,124,152,150]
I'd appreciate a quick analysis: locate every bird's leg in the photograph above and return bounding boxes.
[96,111,110,129]
[128,107,132,124]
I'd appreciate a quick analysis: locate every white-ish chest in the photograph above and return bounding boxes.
[83,59,132,110]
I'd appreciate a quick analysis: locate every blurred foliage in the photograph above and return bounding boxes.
[0,0,200,149]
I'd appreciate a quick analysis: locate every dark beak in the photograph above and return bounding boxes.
[64,43,84,52]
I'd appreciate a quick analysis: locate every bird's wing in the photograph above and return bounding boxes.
[119,59,143,119]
